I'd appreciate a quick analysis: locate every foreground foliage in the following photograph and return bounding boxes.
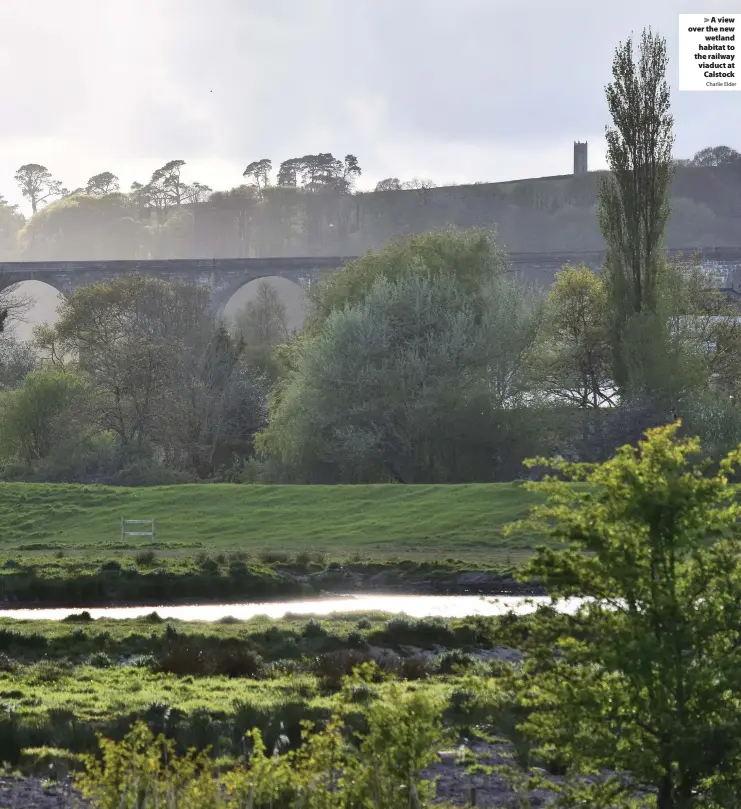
[76,679,443,809]
[504,421,741,808]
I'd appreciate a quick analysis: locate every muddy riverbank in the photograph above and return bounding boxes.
[0,560,545,611]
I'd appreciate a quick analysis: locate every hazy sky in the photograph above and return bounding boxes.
[0,0,739,214]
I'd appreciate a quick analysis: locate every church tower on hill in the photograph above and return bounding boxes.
[573,141,588,175]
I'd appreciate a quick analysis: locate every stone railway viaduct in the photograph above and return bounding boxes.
[1,246,740,315]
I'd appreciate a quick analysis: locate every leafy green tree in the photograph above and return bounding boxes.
[181,181,212,204]
[401,178,437,189]
[277,157,303,187]
[375,177,402,192]
[608,255,741,419]
[300,153,342,192]
[234,281,290,348]
[232,280,292,381]
[663,255,741,400]
[14,164,67,214]
[208,184,260,211]
[143,160,209,212]
[0,334,38,389]
[33,275,265,480]
[274,153,361,193]
[340,154,361,192]
[503,421,741,808]
[0,367,87,466]
[344,684,443,808]
[529,264,614,408]
[305,228,509,333]
[257,271,543,483]
[150,159,189,207]
[165,324,267,478]
[128,180,153,210]
[646,256,741,459]
[242,158,273,190]
[85,172,120,196]
[33,275,213,459]
[690,144,740,167]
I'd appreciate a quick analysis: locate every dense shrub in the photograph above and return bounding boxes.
[0,652,18,672]
[88,652,112,668]
[301,619,328,639]
[28,660,71,684]
[313,649,375,690]
[198,556,219,574]
[62,611,93,623]
[212,645,265,679]
[346,630,367,649]
[398,656,433,680]
[260,550,292,565]
[108,462,196,486]
[0,629,48,651]
[151,640,265,679]
[227,560,247,577]
[437,649,476,675]
[134,550,156,567]
[99,561,121,573]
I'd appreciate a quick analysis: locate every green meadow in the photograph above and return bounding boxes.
[0,482,540,562]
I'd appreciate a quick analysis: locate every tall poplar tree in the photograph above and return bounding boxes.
[597,28,675,389]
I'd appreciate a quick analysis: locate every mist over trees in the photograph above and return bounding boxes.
[0,142,738,261]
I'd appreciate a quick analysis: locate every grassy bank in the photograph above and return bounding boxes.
[0,551,537,607]
[0,482,539,562]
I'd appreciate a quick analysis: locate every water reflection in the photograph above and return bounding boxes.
[0,594,584,622]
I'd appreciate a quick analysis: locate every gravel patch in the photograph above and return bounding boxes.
[428,742,555,807]
[0,776,88,809]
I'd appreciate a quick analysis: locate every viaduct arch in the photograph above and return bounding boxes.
[0,257,357,320]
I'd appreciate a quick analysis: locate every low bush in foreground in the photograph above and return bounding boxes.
[76,681,444,809]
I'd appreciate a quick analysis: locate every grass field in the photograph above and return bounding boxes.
[0,482,540,563]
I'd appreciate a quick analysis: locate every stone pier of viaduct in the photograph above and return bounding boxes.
[1,247,740,314]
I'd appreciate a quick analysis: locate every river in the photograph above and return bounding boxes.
[0,594,584,622]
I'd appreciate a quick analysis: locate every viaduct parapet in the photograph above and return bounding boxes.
[1,247,740,313]
[0,256,355,314]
